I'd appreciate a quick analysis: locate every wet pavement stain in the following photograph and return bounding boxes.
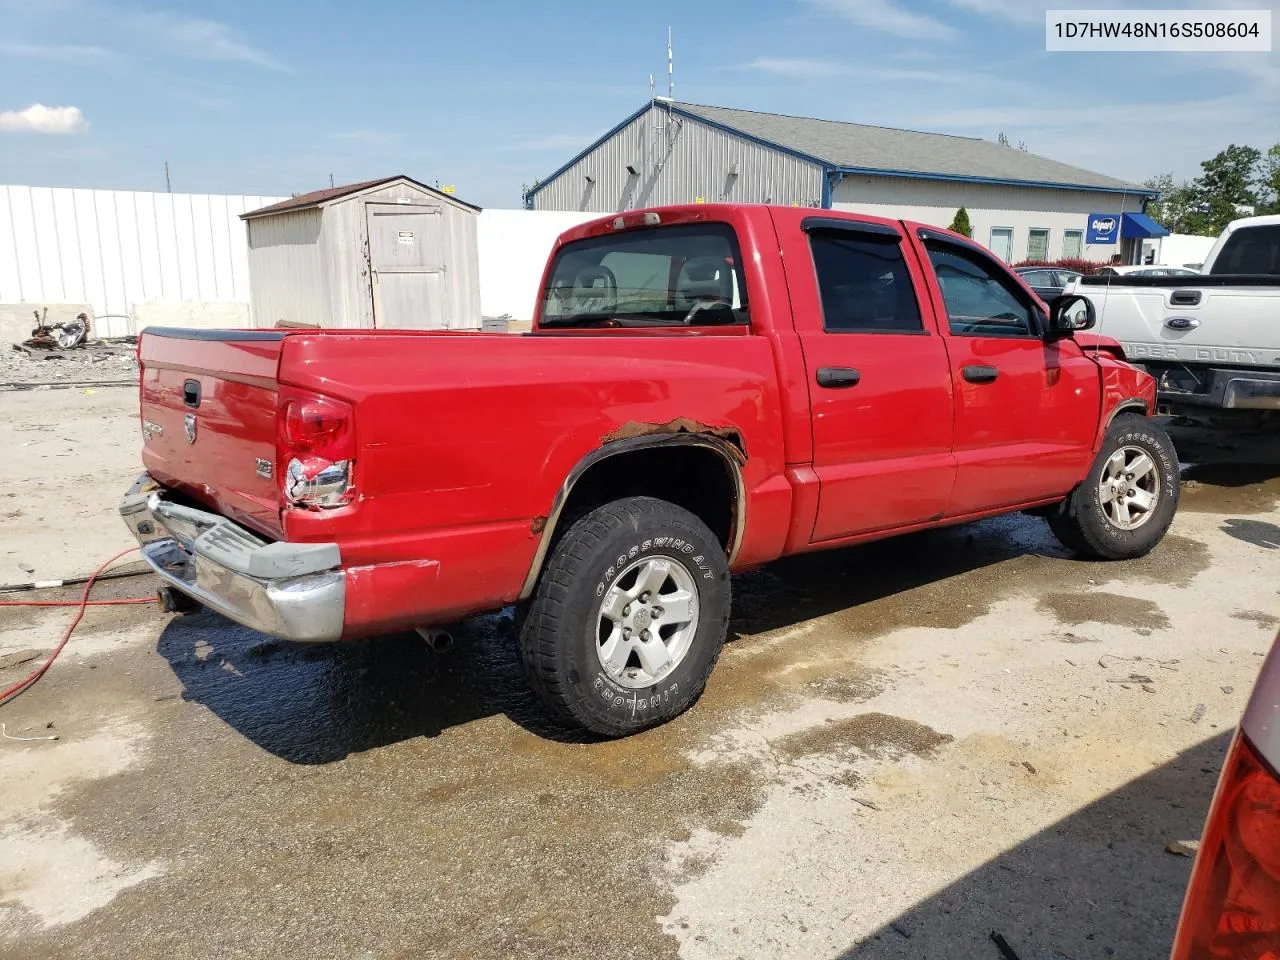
[1231,609,1280,630]
[1179,464,1280,515]
[1037,592,1171,633]
[774,713,953,761]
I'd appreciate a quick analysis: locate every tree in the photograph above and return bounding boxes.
[1260,144,1280,215]
[1189,144,1263,234]
[948,207,972,237]
[1144,173,1204,234]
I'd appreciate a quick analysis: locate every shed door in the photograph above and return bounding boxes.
[366,203,447,329]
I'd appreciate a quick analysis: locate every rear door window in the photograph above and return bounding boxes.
[540,224,748,327]
[808,230,923,333]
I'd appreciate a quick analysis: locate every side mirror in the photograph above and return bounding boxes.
[1048,294,1095,338]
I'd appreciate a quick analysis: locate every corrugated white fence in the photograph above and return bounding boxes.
[0,184,285,335]
[0,184,602,333]
[477,209,596,321]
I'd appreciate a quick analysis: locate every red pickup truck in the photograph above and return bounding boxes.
[121,204,1177,736]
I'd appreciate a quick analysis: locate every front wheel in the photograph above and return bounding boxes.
[518,496,731,737]
[1048,413,1180,560]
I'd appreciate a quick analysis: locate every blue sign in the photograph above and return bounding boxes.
[1086,213,1120,245]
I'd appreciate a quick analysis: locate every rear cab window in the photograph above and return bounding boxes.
[540,224,749,328]
[1211,224,1280,275]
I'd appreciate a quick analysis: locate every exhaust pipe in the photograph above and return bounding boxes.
[415,626,454,653]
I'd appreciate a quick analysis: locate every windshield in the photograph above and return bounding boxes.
[539,223,749,328]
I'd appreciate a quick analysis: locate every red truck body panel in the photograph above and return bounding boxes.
[135,203,1157,638]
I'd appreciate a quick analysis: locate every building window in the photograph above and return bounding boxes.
[1063,229,1084,259]
[1027,228,1050,262]
[989,227,1014,263]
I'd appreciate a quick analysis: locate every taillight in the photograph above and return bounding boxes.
[1172,732,1280,959]
[277,389,356,509]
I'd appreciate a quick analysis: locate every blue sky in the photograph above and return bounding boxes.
[1,0,1277,207]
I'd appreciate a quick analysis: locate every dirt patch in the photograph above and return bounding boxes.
[1119,535,1212,588]
[1038,592,1171,633]
[1231,609,1280,630]
[804,674,882,703]
[774,713,953,761]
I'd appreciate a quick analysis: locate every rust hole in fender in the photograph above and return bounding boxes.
[530,516,547,534]
[601,418,747,462]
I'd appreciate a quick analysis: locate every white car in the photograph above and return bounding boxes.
[1094,265,1202,277]
[1170,631,1279,958]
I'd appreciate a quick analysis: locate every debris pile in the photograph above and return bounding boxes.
[5,309,138,389]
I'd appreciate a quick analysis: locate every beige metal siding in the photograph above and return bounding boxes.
[831,176,1147,262]
[532,104,824,212]
[245,209,328,327]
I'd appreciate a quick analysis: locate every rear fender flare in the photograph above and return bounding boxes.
[518,433,746,600]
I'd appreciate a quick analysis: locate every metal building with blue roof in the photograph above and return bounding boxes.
[525,99,1160,265]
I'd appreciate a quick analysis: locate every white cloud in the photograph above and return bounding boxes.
[0,41,120,63]
[806,0,958,40]
[134,13,288,71]
[743,57,851,78]
[0,104,88,134]
[945,0,1044,24]
[739,57,956,83]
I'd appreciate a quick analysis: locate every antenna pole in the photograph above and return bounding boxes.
[667,27,673,99]
[164,161,171,193]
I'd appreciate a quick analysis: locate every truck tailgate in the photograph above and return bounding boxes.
[139,329,286,539]
[1075,278,1280,363]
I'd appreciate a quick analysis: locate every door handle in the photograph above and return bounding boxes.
[816,366,861,388]
[962,364,999,384]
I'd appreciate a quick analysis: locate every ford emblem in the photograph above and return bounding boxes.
[184,413,197,444]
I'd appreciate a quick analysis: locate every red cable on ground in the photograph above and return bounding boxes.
[0,547,144,707]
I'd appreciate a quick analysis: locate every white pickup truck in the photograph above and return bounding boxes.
[1066,214,1280,424]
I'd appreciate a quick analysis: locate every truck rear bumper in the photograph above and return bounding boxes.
[119,474,345,642]
[1135,363,1280,412]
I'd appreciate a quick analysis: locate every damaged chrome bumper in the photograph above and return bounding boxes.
[119,474,345,642]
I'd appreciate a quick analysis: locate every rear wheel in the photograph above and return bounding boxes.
[1048,413,1179,560]
[518,496,731,737]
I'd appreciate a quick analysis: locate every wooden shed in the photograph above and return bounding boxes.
[241,176,482,330]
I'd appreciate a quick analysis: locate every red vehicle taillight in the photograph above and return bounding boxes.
[1172,732,1280,960]
[277,389,356,509]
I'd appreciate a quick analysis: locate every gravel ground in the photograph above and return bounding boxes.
[0,387,1277,960]
[1,340,138,389]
